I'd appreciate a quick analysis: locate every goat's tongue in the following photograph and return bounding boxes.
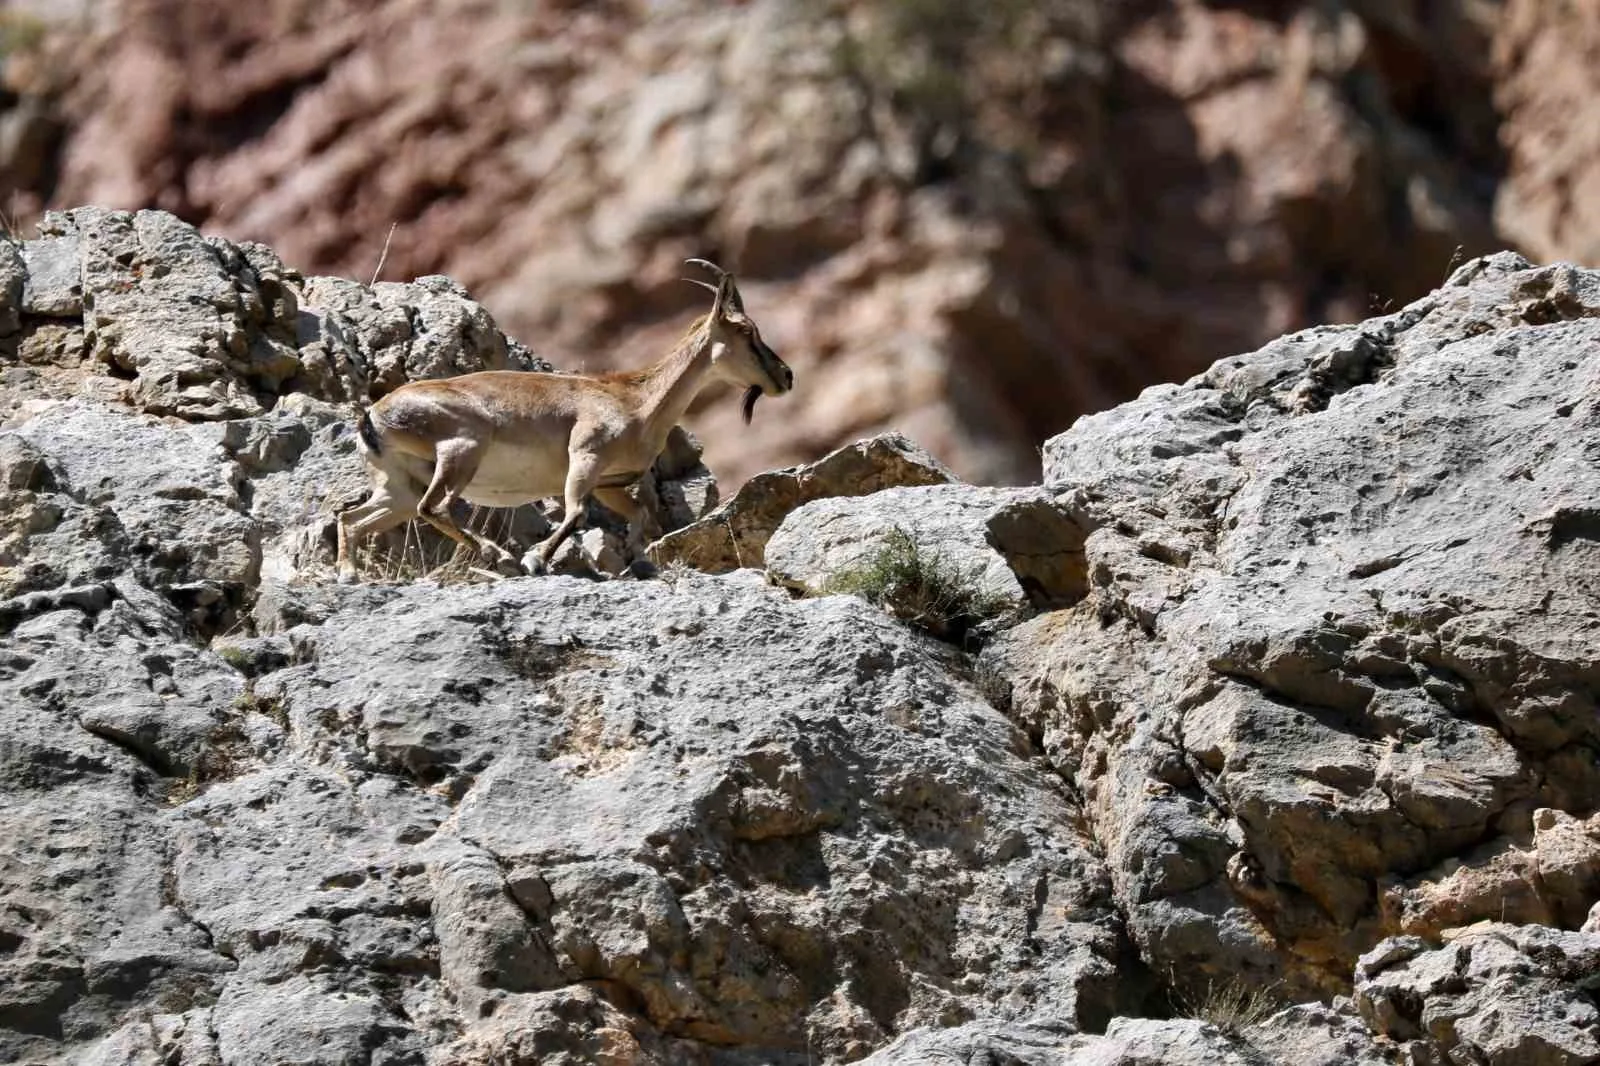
[741,385,761,425]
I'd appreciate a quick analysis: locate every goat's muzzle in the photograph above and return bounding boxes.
[742,342,793,424]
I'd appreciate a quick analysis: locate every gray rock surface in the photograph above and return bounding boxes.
[764,483,1035,610]
[986,251,1600,998]
[0,210,715,599]
[862,1011,1398,1066]
[2,573,1126,1064]
[6,230,1600,1063]
[1356,924,1600,1065]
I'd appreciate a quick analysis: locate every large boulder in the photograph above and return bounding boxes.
[1355,924,1600,1065]
[985,253,1600,997]
[2,572,1127,1064]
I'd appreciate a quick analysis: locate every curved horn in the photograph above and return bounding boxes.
[679,277,719,295]
[685,258,743,314]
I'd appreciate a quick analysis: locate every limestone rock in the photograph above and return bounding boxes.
[297,272,549,402]
[764,483,1034,612]
[0,208,550,429]
[984,495,1093,610]
[1355,924,1600,1065]
[988,253,1600,998]
[863,1011,1397,1066]
[9,218,1600,1061]
[4,401,260,622]
[1,566,1126,1062]
[651,433,954,574]
[67,207,298,419]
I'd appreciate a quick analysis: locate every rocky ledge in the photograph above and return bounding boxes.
[2,214,1599,1065]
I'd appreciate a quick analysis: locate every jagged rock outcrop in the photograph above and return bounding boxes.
[17,0,1600,487]
[0,207,721,609]
[2,572,1128,1064]
[6,227,1600,1063]
[984,251,1600,1001]
[1356,924,1600,1065]
[764,485,1035,608]
[650,433,954,575]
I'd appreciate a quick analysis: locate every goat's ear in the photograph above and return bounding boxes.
[725,276,746,315]
[712,273,737,318]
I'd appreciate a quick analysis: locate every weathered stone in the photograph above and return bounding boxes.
[69,207,283,419]
[1356,925,1600,1065]
[225,574,1121,1057]
[0,238,24,347]
[9,227,1600,1064]
[4,401,260,611]
[298,273,548,401]
[0,583,239,1066]
[984,495,1093,609]
[19,233,82,317]
[651,433,954,574]
[988,253,1600,998]
[863,1011,1398,1066]
[764,484,1035,617]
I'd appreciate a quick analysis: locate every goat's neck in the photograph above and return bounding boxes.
[637,332,715,438]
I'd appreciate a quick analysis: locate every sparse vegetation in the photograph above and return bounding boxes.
[1170,975,1284,1035]
[166,722,253,806]
[804,0,1103,180]
[233,679,288,730]
[215,643,252,672]
[823,526,1010,642]
[0,11,48,60]
[349,506,526,585]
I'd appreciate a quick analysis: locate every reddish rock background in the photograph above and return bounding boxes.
[1,0,1596,487]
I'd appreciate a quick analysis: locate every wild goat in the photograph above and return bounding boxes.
[335,259,792,582]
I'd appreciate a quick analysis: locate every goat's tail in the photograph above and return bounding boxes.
[357,408,383,456]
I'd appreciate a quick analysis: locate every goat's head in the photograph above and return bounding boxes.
[686,258,793,424]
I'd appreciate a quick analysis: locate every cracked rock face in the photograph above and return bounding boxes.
[0,208,721,597]
[1356,924,1600,1065]
[1,574,1126,1064]
[986,252,1600,997]
[651,433,956,576]
[8,232,1600,1063]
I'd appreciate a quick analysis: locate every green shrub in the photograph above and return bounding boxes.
[823,526,1010,642]
[0,12,48,59]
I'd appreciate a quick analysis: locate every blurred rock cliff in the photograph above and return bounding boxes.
[1,0,1596,485]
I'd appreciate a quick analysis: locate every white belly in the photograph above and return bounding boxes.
[461,439,569,506]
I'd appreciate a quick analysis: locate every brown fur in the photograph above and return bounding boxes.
[335,267,791,581]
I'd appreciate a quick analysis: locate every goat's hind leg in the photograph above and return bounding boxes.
[416,439,519,572]
[336,485,419,584]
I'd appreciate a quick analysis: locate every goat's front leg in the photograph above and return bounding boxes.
[593,484,656,577]
[531,451,603,573]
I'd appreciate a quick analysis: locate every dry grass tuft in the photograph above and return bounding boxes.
[823,526,1009,643]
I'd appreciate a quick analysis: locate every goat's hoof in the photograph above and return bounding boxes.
[519,551,549,577]
[624,558,658,580]
[336,569,358,586]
